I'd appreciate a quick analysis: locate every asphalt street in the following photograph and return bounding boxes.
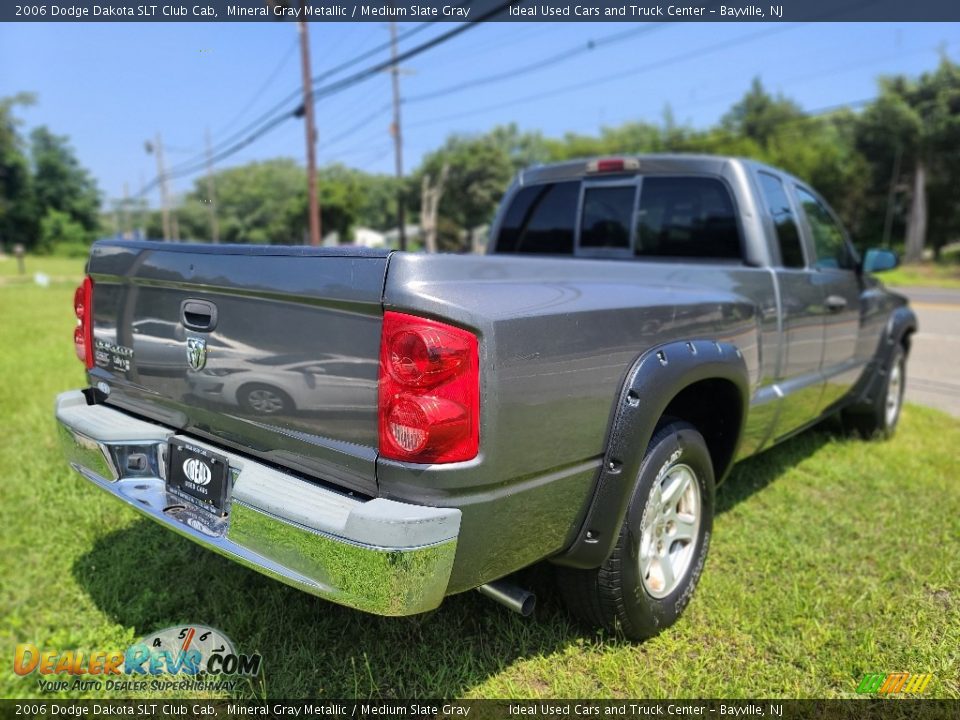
[897,286,960,418]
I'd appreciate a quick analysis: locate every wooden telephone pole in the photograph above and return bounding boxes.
[298,8,322,246]
[146,133,173,241]
[204,128,220,243]
[389,21,407,251]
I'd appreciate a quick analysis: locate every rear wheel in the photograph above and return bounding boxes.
[844,345,906,439]
[558,421,715,641]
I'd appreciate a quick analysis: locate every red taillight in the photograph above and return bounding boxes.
[73,276,94,369]
[378,311,479,464]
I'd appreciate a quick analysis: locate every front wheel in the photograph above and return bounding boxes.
[558,421,715,641]
[843,345,906,439]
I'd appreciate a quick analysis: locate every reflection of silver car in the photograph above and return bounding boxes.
[189,356,377,415]
[98,320,255,374]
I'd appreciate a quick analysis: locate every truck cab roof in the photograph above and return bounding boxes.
[518,154,791,187]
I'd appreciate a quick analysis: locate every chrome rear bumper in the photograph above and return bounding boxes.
[55,390,460,616]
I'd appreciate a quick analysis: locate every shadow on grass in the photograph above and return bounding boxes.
[72,421,844,698]
[716,420,838,516]
[73,519,587,697]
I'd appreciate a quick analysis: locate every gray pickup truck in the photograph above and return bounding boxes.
[57,155,916,640]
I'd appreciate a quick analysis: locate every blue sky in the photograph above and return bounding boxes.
[0,20,956,207]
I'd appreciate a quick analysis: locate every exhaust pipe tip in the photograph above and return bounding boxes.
[477,580,536,617]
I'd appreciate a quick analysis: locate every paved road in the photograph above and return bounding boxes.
[896,286,960,418]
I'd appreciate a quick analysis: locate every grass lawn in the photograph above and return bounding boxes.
[879,262,960,290]
[0,263,958,700]
[0,255,86,282]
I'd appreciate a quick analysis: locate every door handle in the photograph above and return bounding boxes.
[825,295,848,313]
[181,299,218,331]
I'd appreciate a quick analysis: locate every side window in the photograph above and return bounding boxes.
[494,181,579,254]
[635,177,742,260]
[795,187,853,270]
[757,172,805,268]
[580,186,636,250]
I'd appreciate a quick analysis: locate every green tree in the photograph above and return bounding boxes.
[30,126,101,238]
[721,77,805,148]
[177,159,306,244]
[856,58,960,260]
[0,93,38,249]
[36,208,89,256]
[416,132,514,238]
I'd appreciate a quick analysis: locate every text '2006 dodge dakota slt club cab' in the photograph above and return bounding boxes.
[57,155,916,640]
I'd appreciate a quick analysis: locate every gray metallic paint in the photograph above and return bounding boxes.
[79,155,911,597]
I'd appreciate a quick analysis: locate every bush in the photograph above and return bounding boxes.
[36,208,90,256]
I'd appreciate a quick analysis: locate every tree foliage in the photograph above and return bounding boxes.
[6,58,958,258]
[0,94,38,249]
[0,95,101,253]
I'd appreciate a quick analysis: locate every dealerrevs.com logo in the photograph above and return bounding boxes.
[14,625,262,693]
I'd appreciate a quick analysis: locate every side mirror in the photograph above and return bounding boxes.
[863,248,898,273]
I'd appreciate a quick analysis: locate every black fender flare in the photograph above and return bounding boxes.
[554,339,750,569]
[848,305,918,410]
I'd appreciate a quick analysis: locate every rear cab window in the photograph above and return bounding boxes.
[494,181,579,254]
[494,174,744,262]
[634,177,741,260]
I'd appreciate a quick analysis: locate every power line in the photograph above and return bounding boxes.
[163,21,438,180]
[405,23,807,130]
[405,23,667,105]
[319,23,667,163]
[402,0,877,131]
[554,41,952,138]
[213,36,299,140]
[321,102,392,150]
[139,1,516,195]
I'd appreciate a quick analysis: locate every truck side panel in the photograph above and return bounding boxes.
[379,253,779,590]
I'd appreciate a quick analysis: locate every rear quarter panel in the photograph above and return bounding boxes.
[380,253,778,590]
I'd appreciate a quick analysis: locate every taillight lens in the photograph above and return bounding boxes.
[73,276,94,369]
[378,311,479,463]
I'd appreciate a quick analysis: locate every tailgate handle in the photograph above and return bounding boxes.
[180,299,218,331]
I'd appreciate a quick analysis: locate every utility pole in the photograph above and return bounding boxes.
[146,133,171,241]
[137,173,147,240]
[298,9,322,246]
[389,21,407,251]
[204,128,220,243]
[122,182,132,239]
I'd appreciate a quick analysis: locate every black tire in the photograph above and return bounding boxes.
[843,344,906,439]
[238,383,294,416]
[558,421,715,641]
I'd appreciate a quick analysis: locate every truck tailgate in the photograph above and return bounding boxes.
[87,241,389,496]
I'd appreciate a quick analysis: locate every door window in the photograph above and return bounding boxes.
[795,187,853,270]
[757,172,805,268]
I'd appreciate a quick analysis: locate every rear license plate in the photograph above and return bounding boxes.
[166,440,230,516]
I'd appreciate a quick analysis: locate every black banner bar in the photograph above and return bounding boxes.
[2,700,960,720]
[3,0,960,23]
